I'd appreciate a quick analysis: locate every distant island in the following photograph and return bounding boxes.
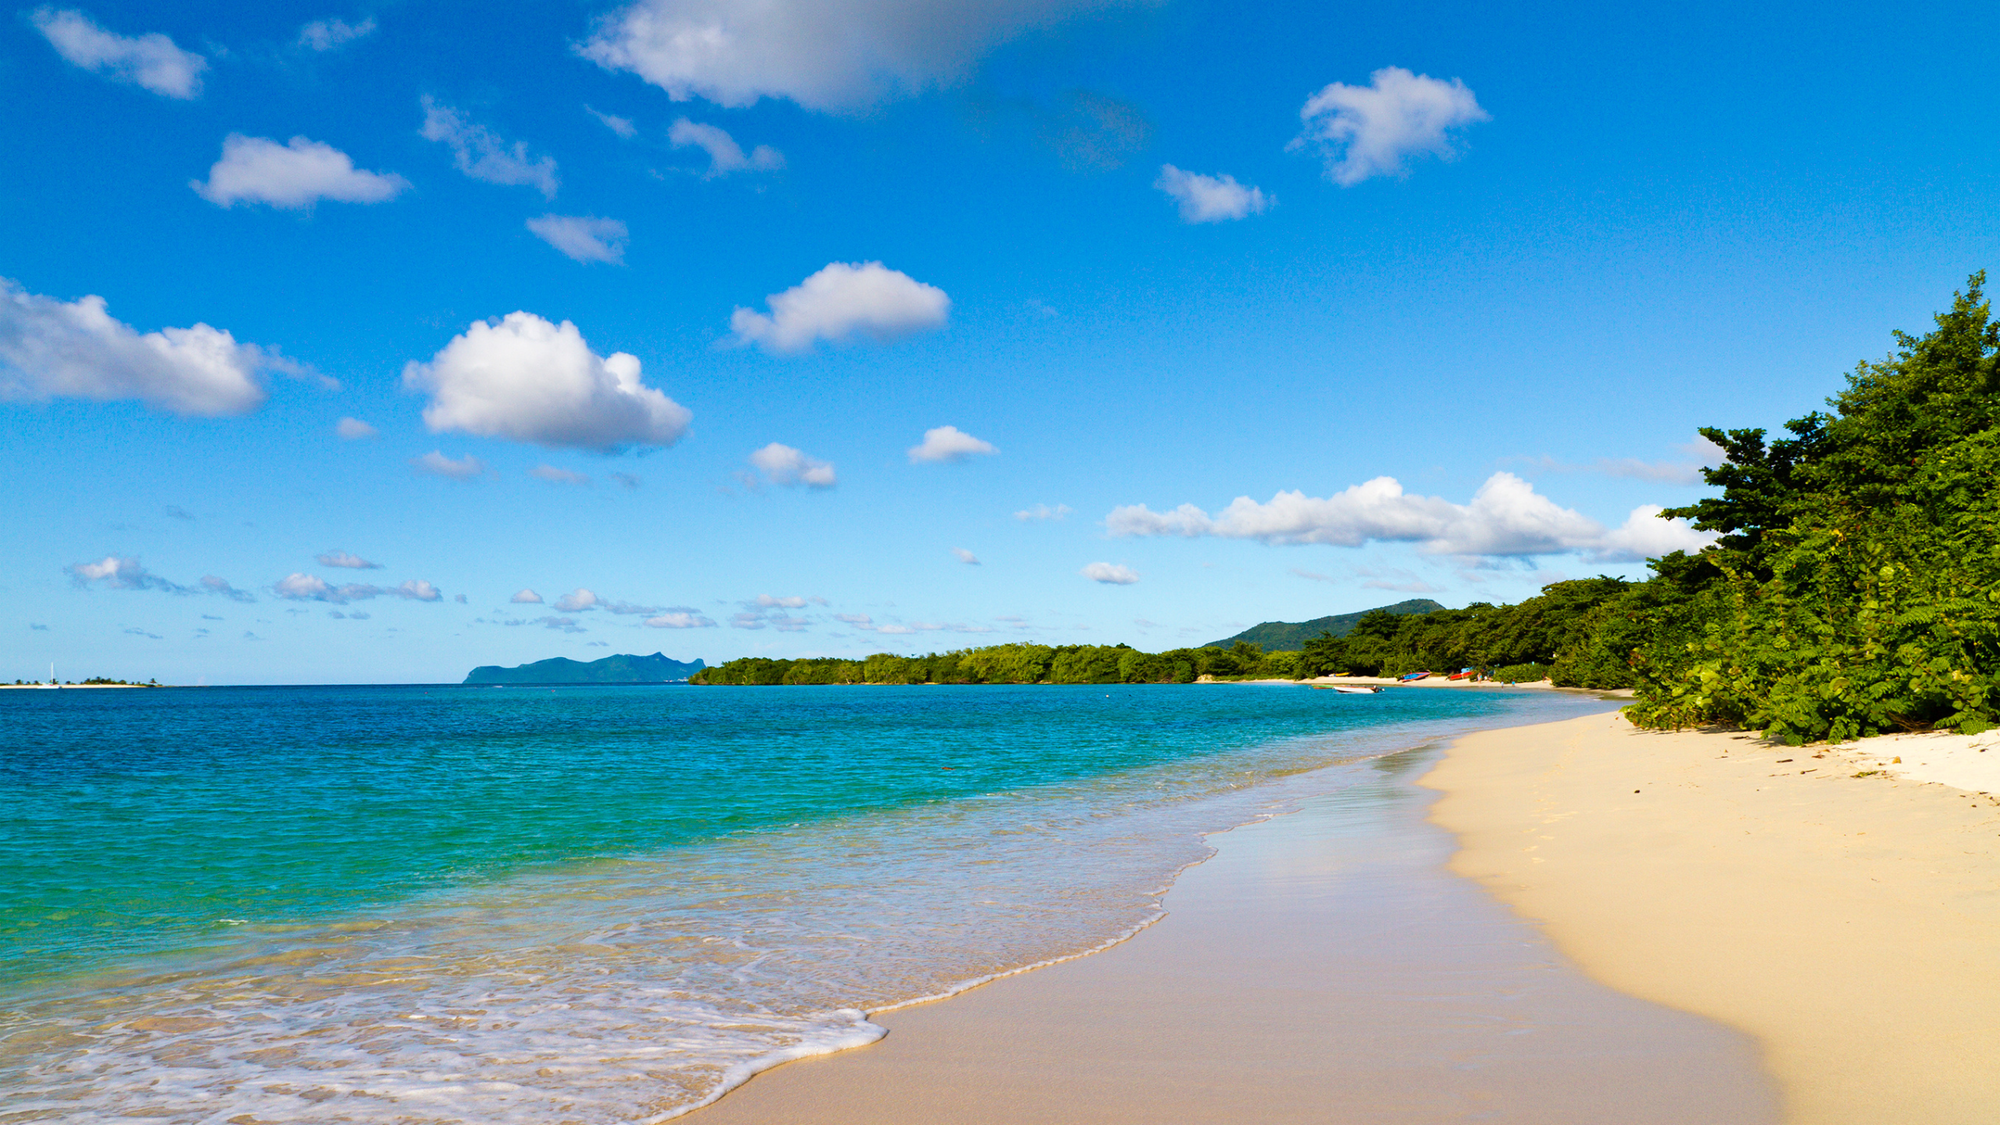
[464,652,706,685]
[1204,599,1445,651]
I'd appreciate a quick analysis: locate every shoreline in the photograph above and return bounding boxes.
[1423,712,2000,1124]
[686,719,1776,1124]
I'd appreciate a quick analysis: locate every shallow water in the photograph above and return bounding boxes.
[0,683,1610,1123]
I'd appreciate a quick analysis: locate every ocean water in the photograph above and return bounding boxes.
[0,683,1611,1123]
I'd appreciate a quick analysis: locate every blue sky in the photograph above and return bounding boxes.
[4,0,1996,684]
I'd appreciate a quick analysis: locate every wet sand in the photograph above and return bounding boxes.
[1426,712,2000,1124]
[692,743,1776,1124]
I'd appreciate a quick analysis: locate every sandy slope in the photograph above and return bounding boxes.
[1424,712,2000,1125]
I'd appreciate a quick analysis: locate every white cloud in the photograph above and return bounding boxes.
[539,615,586,633]
[669,118,784,176]
[1154,165,1271,223]
[511,588,544,604]
[1081,561,1138,585]
[1106,472,1709,561]
[1014,503,1072,521]
[1291,66,1489,186]
[578,0,1143,111]
[731,261,949,353]
[1593,505,1716,562]
[32,7,206,98]
[335,416,378,439]
[554,588,599,612]
[754,594,809,608]
[0,277,276,416]
[587,106,638,137]
[412,450,486,478]
[404,312,691,452]
[908,424,996,464]
[273,573,442,603]
[297,16,376,51]
[66,555,184,593]
[66,558,253,602]
[645,611,717,628]
[749,442,836,487]
[192,134,409,210]
[316,550,381,569]
[420,97,559,198]
[527,215,629,264]
[530,464,591,485]
[200,575,255,602]
[952,547,980,565]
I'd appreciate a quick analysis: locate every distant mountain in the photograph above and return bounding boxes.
[464,652,706,685]
[1204,599,1447,652]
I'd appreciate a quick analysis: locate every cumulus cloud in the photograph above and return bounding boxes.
[952,547,980,565]
[32,7,206,98]
[193,134,410,209]
[1014,503,1071,521]
[1081,561,1138,584]
[553,588,599,612]
[63,556,254,600]
[539,615,586,633]
[530,464,591,485]
[908,424,996,464]
[66,555,187,593]
[1154,165,1271,223]
[0,278,281,415]
[1594,505,1716,562]
[297,16,376,51]
[579,0,1144,111]
[336,416,378,439]
[731,594,818,631]
[587,106,638,137]
[316,550,381,569]
[527,215,629,265]
[669,118,784,176]
[749,442,836,488]
[1291,66,1489,186]
[412,450,486,478]
[199,575,257,600]
[511,588,544,604]
[731,261,949,353]
[645,610,717,628]
[405,312,691,452]
[273,573,442,603]
[1107,472,1713,561]
[420,96,559,198]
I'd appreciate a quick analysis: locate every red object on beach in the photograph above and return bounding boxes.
[1448,671,1473,681]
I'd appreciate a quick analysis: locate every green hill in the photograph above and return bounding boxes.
[464,652,706,685]
[1204,599,1447,652]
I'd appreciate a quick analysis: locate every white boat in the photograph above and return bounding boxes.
[1316,684,1382,694]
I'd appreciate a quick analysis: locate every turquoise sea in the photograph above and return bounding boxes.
[0,683,1611,1123]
